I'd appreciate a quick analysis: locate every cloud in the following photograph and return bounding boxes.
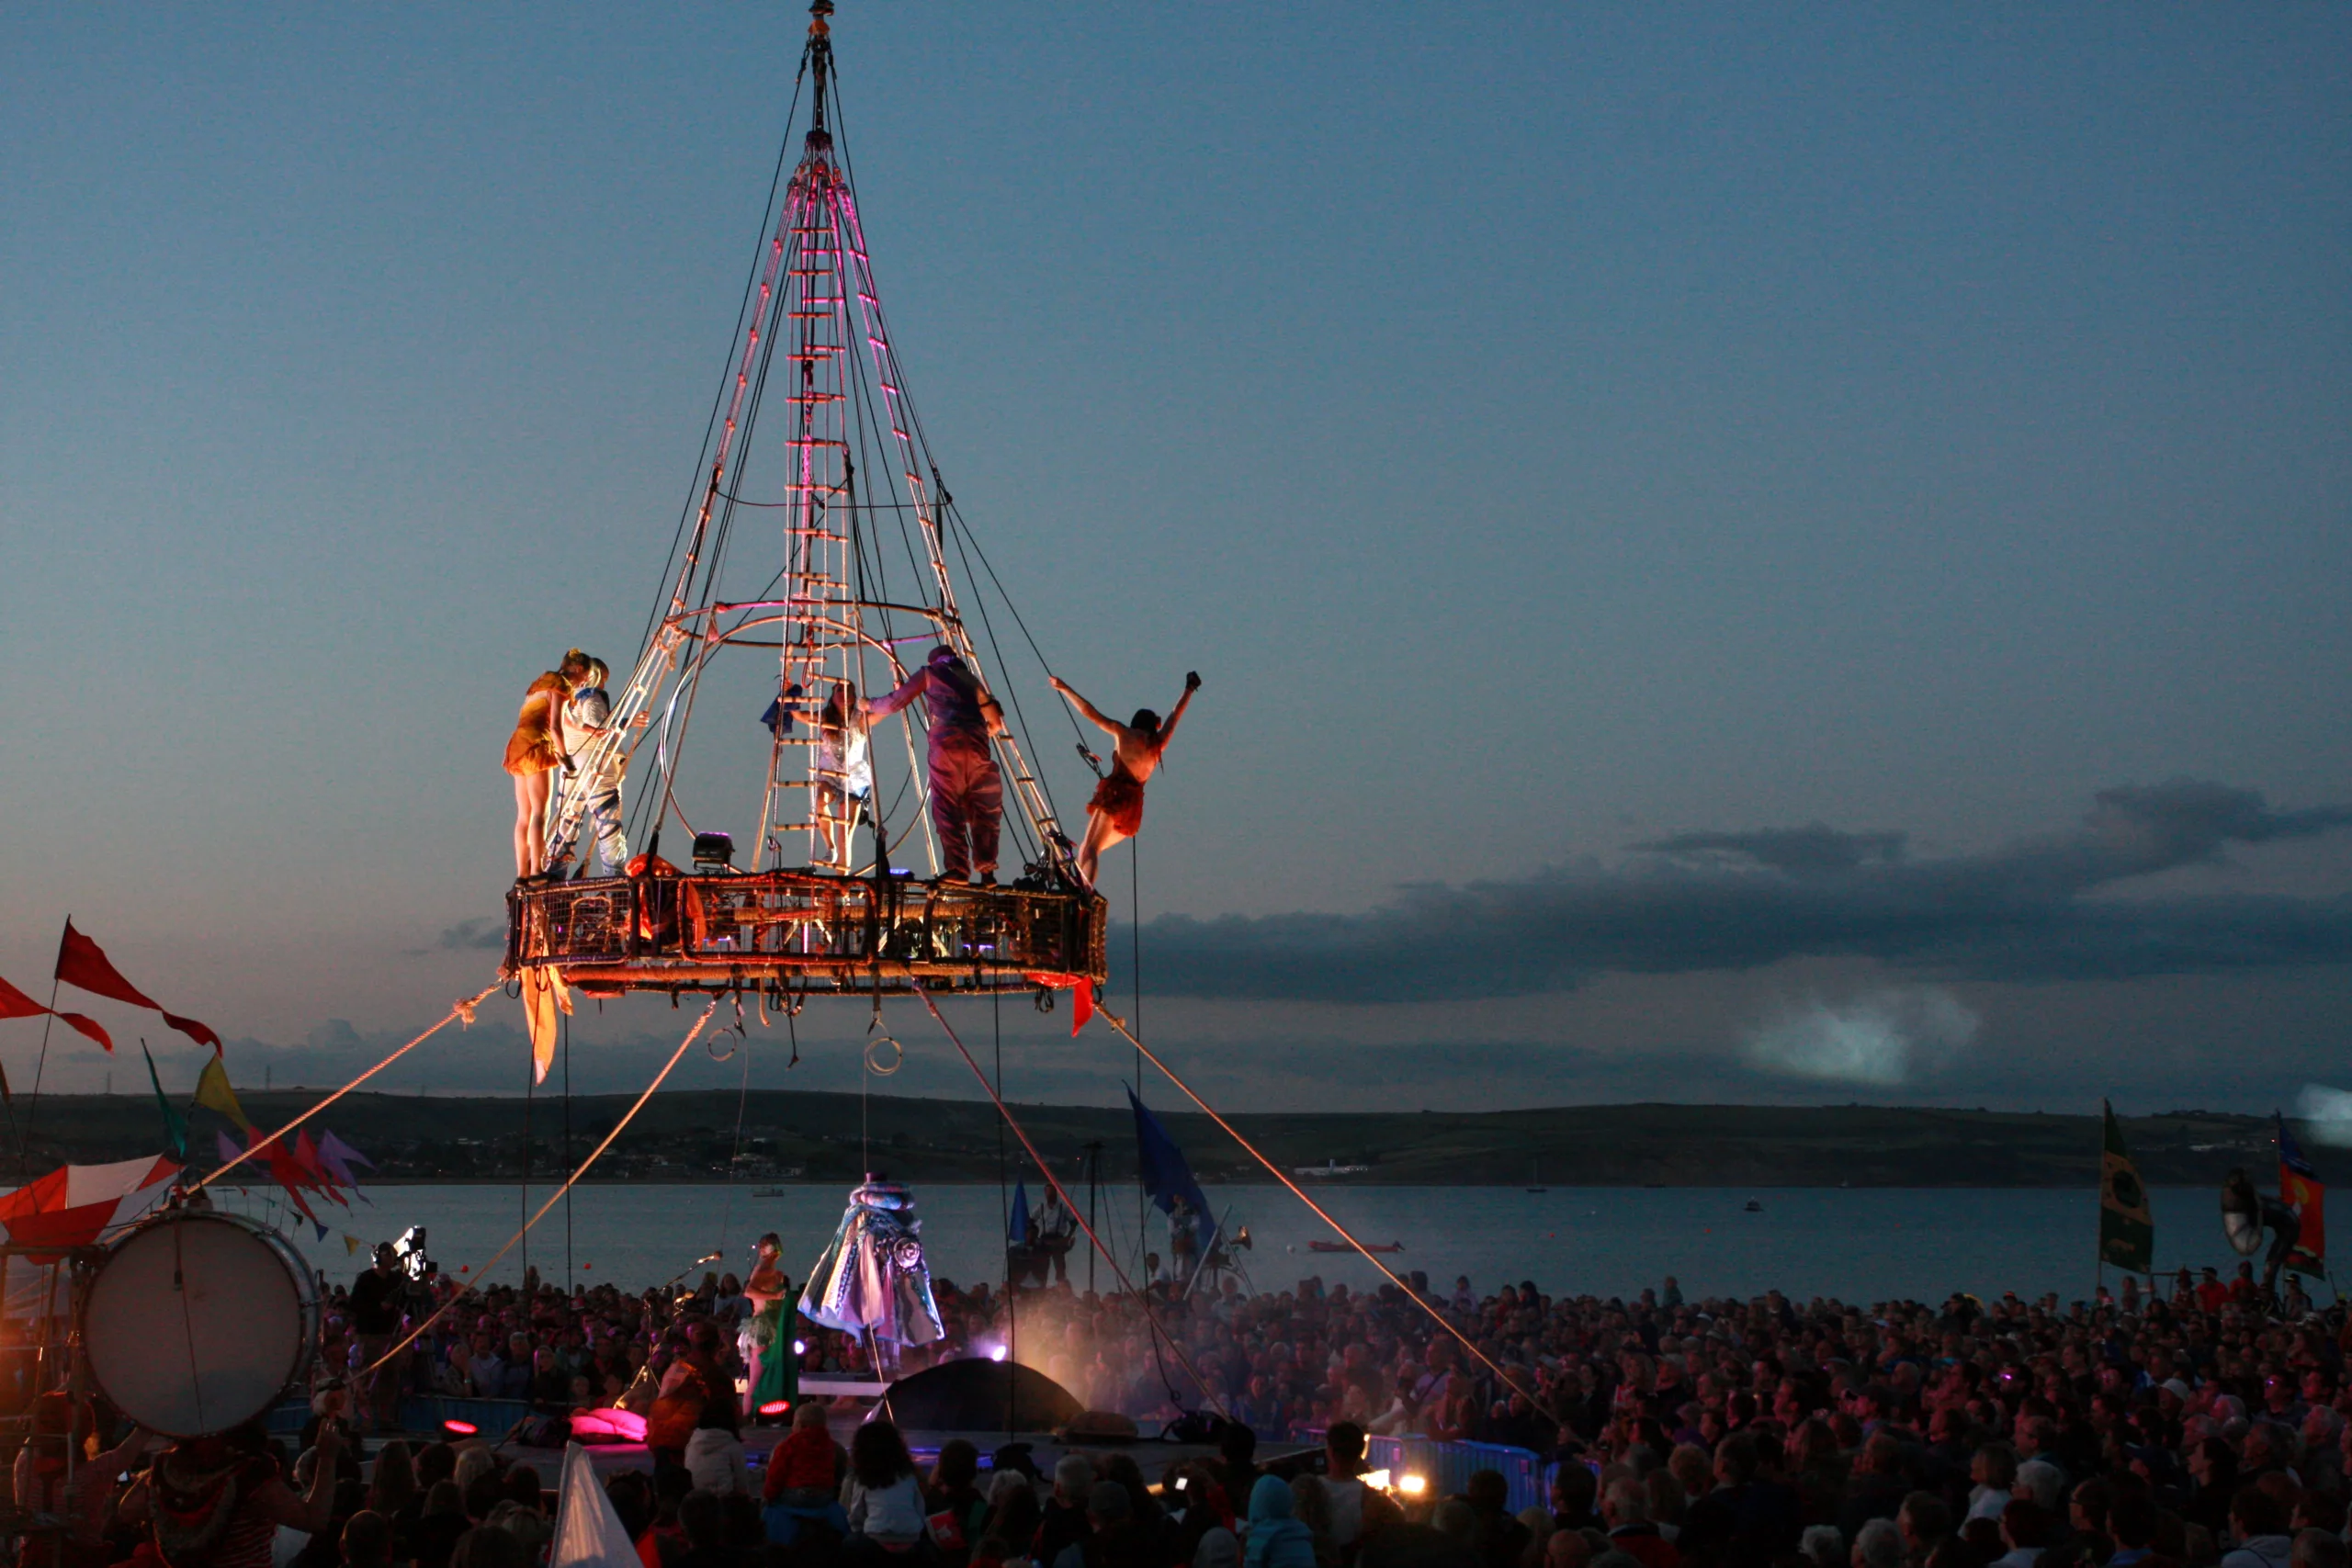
[437,918,506,952]
[1138,780,2352,1000]
[1743,988,1979,1085]
[1637,825,1906,872]
[2296,1085,2352,1148]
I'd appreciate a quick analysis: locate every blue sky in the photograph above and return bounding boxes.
[3,4,2347,1112]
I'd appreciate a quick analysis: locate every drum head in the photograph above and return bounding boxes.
[85,1213,314,1438]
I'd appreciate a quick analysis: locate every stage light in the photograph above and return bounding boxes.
[794,1339,807,1356]
[1364,1470,1391,1491]
[443,1419,479,1438]
[988,1345,1008,1363]
[759,1400,792,1416]
[1396,1474,1427,1497]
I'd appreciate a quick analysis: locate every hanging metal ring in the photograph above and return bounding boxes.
[864,1036,903,1077]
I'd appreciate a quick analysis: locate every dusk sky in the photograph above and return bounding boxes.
[4,6,2347,1117]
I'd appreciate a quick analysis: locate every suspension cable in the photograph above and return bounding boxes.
[915,989,1225,1416]
[1093,1009,1544,1410]
[360,998,721,1376]
[195,982,503,1193]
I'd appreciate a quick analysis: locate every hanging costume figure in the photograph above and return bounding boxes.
[865,647,1006,883]
[559,659,630,877]
[1049,670,1201,886]
[799,1175,945,1356]
[504,649,592,879]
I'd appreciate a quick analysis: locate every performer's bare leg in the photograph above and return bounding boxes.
[514,770,553,877]
[1077,811,1131,887]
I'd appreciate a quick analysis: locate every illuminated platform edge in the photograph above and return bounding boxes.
[505,871,1108,996]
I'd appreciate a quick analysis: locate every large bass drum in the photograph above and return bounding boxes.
[84,1210,321,1438]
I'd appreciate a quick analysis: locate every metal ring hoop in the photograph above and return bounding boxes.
[865,1036,903,1077]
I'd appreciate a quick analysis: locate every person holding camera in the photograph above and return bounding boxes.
[349,1244,408,1434]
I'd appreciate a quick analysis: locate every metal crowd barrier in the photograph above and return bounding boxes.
[1360,1435,1555,1517]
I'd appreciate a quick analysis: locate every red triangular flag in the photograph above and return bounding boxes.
[55,921,160,1010]
[291,1132,349,1207]
[0,973,113,1052]
[1071,980,1093,1037]
[53,921,218,1052]
[51,1011,113,1053]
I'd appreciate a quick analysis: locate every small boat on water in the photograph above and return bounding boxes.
[1309,1239,1404,1254]
[1744,1199,1764,1213]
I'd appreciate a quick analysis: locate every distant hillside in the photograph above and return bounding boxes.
[1,1091,2295,1189]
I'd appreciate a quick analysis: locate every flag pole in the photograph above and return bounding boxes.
[20,919,68,1179]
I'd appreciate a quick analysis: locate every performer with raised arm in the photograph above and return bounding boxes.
[865,647,1007,884]
[1049,670,1200,886]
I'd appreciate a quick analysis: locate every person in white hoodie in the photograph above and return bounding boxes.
[2220,1487,2294,1568]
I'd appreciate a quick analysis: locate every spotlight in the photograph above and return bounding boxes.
[443,1419,479,1438]
[988,1345,1008,1363]
[692,831,735,870]
[1396,1474,1427,1497]
[759,1400,792,1417]
[793,1339,807,1356]
[1364,1470,1391,1491]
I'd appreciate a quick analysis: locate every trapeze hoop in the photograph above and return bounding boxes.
[864,1036,903,1077]
[707,1033,740,1063]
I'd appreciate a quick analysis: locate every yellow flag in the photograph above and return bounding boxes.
[344,1234,365,1256]
[193,1055,254,1134]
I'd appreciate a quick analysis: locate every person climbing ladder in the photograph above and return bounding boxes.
[1049,670,1200,886]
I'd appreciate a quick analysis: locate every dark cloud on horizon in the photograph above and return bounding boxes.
[1138,781,2352,1001]
[437,918,505,952]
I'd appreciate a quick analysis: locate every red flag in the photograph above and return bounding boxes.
[1071,980,1093,1037]
[53,921,220,1052]
[291,1132,350,1208]
[0,972,114,1053]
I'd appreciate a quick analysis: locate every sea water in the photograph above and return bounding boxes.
[238,1182,2236,1308]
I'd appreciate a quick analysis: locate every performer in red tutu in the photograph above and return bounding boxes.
[1049,669,1200,886]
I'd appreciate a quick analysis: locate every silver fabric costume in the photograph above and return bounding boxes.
[798,1179,944,1346]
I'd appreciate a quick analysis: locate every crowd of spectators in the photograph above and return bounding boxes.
[11,1252,2352,1568]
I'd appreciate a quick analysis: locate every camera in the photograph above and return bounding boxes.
[392,1226,437,1282]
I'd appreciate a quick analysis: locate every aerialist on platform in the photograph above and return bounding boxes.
[865,647,1007,884]
[1049,670,1199,886]
[560,657,629,877]
[503,649,593,880]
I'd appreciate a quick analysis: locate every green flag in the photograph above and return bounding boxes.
[2100,1099,2154,1272]
[141,1040,187,1160]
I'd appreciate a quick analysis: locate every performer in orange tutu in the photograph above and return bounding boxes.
[504,649,593,879]
[1048,669,1199,886]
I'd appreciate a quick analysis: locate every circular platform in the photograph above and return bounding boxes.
[505,869,1106,998]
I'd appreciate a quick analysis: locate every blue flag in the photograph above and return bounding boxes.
[1007,1179,1031,1246]
[1126,1087,1217,1261]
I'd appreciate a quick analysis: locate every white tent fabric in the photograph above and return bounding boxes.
[550,1443,640,1568]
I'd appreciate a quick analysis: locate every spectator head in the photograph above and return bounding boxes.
[503,1465,542,1513]
[1602,1479,1649,1528]
[1196,1528,1241,1568]
[2295,1493,2348,1536]
[849,1420,915,1491]
[679,1490,727,1551]
[1714,1435,1759,1489]
[1644,1471,1686,1529]
[2108,1491,2159,1551]
[1468,1472,1510,1517]
[2013,1461,2064,1514]
[2233,1485,2291,1541]
[1432,1501,1476,1540]
[1054,1454,1096,1506]
[1898,1494,1951,1549]
[934,1439,980,1493]
[464,1471,508,1524]
[1799,1526,1843,1568]
[1548,1531,1594,1568]
[2294,1532,2349,1568]
[1972,1444,2018,1494]
[1553,1464,1598,1521]
[2001,1502,2054,1552]
[794,1401,828,1433]
[1220,1423,1258,1468]
[1853,1519,1904,1568]
[448,1526,528,1568]
[1326,1420,1367,1479]
[1857,1434,1900,1477]
[341,1511,391,1568]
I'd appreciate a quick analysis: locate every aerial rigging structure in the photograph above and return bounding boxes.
[507,1,1103,1002]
